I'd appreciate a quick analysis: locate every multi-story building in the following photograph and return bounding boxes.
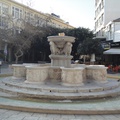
[0,0,74,29]
[95,0,120,37]
[94,0,120,65]
[0,0,74,62]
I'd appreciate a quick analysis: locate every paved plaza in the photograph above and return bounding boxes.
[0,63,120,120]
[0,109,120,120]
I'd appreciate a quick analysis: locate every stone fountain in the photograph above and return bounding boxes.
[48,33,74,67]
[1,33,120,115]
[12,33,108,86]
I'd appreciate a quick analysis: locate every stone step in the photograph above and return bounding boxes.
[0,96,120,115]
[0,91,17,98]
[0,78,120,100]
[2,77,120,93]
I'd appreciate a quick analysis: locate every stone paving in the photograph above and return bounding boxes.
[0,64,13,75]
[0,95,120,115]
[0,109,120,120]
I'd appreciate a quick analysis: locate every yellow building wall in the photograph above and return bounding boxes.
[0,0,74,29]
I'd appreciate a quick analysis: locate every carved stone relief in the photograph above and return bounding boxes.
[49,41,72,55]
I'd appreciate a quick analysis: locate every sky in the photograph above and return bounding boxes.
[15,0,95,30]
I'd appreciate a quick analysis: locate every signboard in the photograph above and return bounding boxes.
[111,42,120,47]
[101,43,110,50]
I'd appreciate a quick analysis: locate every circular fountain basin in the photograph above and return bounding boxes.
[50,55,73,67]
[25,66,49,84]
[61,67,85,86]
[12,64,26,79]
[47,36,75,52]
[12,64,40,79]
[86,65,108,83]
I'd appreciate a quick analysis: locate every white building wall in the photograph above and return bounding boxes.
[95,0,120,36]
[105,22,120,42]
[104,0,120,25]
[114,22,120,42]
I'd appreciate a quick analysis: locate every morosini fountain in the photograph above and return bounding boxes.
[12,33,108,86]
[0,33,120,114]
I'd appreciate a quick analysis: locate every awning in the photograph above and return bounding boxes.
[103,48,120,54]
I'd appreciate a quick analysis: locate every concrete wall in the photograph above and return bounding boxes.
[104,0,120,26]
[95,0,120,34]
[114,22,120,42]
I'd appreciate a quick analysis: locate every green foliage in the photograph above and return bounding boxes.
[77,38,103,55]
[27,26,63,62]
[63,27,94,59]
[64,27,93,41]
[24,26,94,62]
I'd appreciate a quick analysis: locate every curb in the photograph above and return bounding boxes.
[107,74,120,80]
[0,105,120,115]
[0,74,13,77]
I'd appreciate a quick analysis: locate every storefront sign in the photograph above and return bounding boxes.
[102,43,110,50]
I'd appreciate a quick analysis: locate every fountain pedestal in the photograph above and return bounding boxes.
[49,55,73,67]
[48,35,75,68]
[48,66,61,81]
[12,64,26,79]
[86,65,107,83]
[25,66,49,83]
[61,67,84,86]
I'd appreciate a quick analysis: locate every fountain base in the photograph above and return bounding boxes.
[49,55,73,67]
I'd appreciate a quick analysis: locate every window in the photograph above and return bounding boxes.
[0,16,8,28]
[0,3,9,15]
[15,8,19,18]
[25,11,34,24]
[2,4,8,15]
[25,11,30,21]
[12,7,22,19]
[0,3,9,27]
[101,0,104,8]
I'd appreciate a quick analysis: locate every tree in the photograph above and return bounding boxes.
[27,26,64,62]
[63,27,94,60]
[30,27,94,62]
[77,38,103,63]
[0,14,49,63]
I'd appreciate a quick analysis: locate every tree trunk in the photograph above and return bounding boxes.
[15,49,23,64]
[83,55,86,63]
[15,56,19,64]
[43,52,46,61]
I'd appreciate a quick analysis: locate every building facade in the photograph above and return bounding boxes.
[0,0,74,30]
[94,0,120,65]
[104,18,120,42]
[95,0,120,37]
[0,0,74,62]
